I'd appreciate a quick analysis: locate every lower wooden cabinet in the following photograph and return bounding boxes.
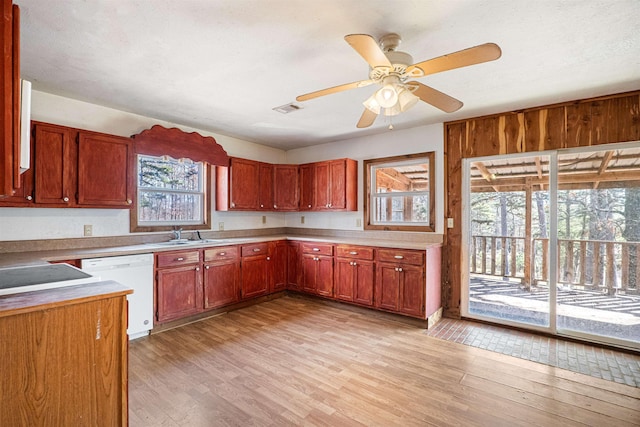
[270,240,287,293]
[286,241,301,290]
[335,245,374,306]
[203,246,240,309]
[240,243,270,299]
[301,243,334,297]
[156,262,202,322]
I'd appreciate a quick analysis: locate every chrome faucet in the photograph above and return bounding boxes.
[172,227,183,241]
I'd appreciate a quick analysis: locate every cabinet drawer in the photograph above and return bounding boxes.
[241,242,269,257]
[301,242,333,256]
[377,248,424,266]
[156,250,201,268]
[204,246,238,262]
[335,245,373,260]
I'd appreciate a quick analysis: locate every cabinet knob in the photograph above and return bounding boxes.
[195,267,200,271]
[26,195,32,201]
[267,257,271,261]
[328,203,332,208]
[274,205,277,209]
[398,267,403,272]
[63,197,69,202]
[353,262,357,266]
[308,204,311,208]
[231,202,235,208]
[127,199,132,204]
[260,204,264,208]
[205,265,210,269]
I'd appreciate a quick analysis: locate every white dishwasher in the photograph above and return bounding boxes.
[82,253,154,340]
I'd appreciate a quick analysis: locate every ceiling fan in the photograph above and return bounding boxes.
[295,33,502,128]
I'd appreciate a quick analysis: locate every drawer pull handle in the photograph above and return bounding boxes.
[176,257,185,261]
[253,248,261,252]
[349,251,358,255]
[219,252,226,256]
[312,248,320,252]
[394,255,404,259]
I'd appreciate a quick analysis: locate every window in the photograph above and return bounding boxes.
[364,152,435,231]
[131,154,210,232]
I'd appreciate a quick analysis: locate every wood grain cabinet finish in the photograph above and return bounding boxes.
[0,283,130,426]
[240,242,270,299]
[258,162,273,210]
[155,249,203,322]
[203,246,239,309]
[286,241,301,290]
[334,245,374,306]
[217,157,260,210]
[77,131,133,207]
[34,123,75,205]
[298,163,315,210]
[0,0,20,198]
[270,240,288,292]
[273,164,299,210]
[301,159,357,211]
[301,242,334,297]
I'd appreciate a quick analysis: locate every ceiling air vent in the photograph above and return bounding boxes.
[273,103,303,114]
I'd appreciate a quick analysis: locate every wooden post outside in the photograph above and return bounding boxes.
[621,243,629,293]
[579,241,587,287]
[524,182,532,290]
[510,238,517,278]
[606,242,615,295]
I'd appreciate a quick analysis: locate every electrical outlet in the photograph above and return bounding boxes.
[356,218,362,227]
[218,222,224,231]
[83,224,93,236]
[447,218,454,228]
[301,216,305,224]
[262,215,266,224]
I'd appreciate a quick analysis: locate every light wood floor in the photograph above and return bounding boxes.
[128,296,640,426]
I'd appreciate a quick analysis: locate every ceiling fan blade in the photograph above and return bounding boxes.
[296,79,374,102]
[357,108,378,128]
[406,43,502,77]
[407,82,463,113]
[344,34,392,69]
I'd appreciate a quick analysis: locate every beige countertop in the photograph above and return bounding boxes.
[0,234,441,268]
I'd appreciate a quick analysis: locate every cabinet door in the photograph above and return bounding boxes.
[203,261,239,309]
[299,163,315,210]
[399,264,425,317]
[273,164,299,210]
[270,241,287,292]
[315,161,330,210]
[329,159,347,209]
[316,256,334,297]
[34,123,75,205]
[156,265,202,322]
[240,256,268,299]
[375,264,400,311]
[334,259,354,302]
[229,158,259,210]
[302,254,317,293]
[0,1,19,198]
[77,132,133,207]
[353,260,374,306]
[258,162,273,210]
[287,241,301,290]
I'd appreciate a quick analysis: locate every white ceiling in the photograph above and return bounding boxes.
[18,0,640,150]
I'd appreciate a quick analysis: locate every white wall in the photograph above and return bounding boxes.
[285,124,445,234]
[0,91,287,241]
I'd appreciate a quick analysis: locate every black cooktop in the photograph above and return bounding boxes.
[0,264,93,290]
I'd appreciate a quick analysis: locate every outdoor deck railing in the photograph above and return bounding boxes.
[469,235,639,295]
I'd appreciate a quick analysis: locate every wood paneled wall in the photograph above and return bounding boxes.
[443,90,640,317]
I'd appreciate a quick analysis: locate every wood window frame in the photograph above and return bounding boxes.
[364,152,435,232]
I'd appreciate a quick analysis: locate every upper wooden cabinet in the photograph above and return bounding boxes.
[77,132,133,207]
[0,122,134,208]
[217,157,355,212]
[273,164,299,211]
[0,1,20,198]
[300,159,357,211]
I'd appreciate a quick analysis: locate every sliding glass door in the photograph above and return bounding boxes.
[463,143,640,350]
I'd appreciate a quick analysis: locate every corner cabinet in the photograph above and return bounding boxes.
[300,158,357,211]
[0,122,134,208]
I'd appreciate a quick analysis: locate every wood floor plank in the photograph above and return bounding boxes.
[129,296,640,426]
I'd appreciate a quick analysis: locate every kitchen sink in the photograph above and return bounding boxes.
[146,239,231,248]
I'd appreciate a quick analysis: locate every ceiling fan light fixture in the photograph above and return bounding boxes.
[383,103,402,116]
[397,87,419,112]
[375,84,399,108]
[363,94,381,114]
